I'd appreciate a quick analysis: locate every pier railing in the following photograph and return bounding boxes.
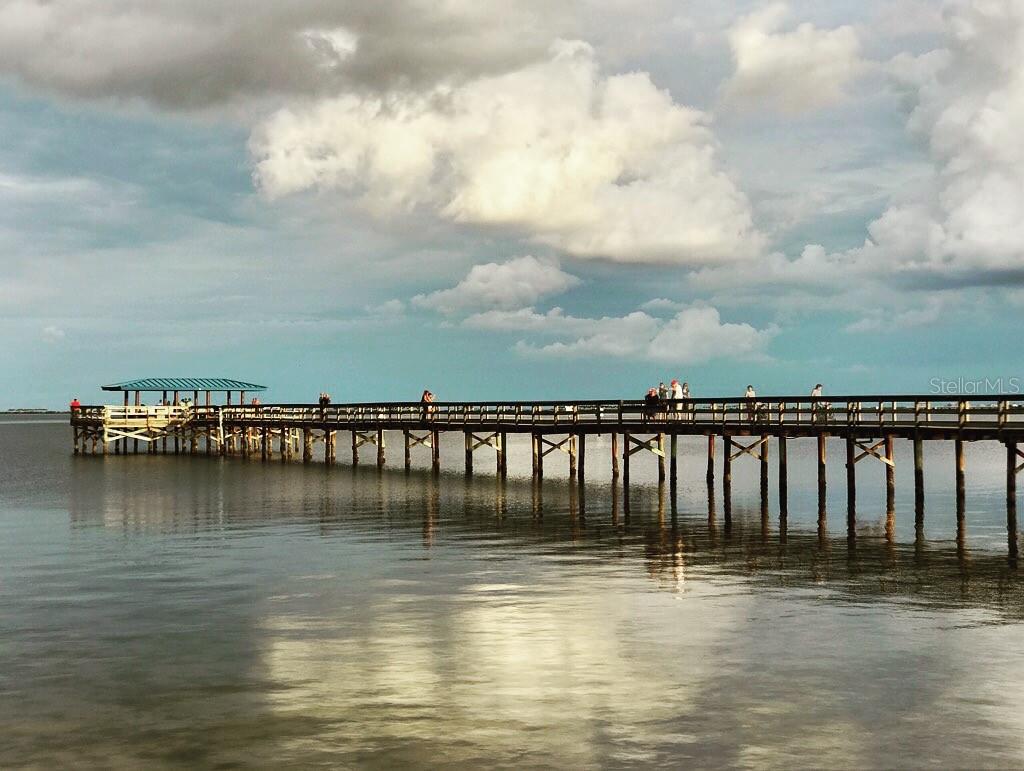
[72,395,1024,434]
[195,396,1023,432]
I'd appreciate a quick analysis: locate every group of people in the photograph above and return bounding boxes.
[640,382,827,421]
[645,379,690,406]
[644,378,692,417]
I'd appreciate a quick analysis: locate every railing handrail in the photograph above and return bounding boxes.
[76,394,1024,409]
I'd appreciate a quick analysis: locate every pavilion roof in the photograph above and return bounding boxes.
[101,378,267,392]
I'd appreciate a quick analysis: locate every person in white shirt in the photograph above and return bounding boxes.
[745,385,757,421]
[811,384,824,422]
[670,379,683,413]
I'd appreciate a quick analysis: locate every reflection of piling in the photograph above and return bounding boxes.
[706,435,715,485]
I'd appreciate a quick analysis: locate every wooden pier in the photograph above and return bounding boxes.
[72,389,1024,560]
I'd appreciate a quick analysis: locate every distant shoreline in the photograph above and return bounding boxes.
[2,409,68,415]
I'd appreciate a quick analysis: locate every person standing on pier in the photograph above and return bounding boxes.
[69,397,81,413]
[811,384,824,423]
[658,382,669,400]
[671,379,683,415]
[745,385,757,421]
[644,387,660,419]
[421,389,435,421]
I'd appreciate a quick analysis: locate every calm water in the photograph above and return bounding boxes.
[2,416,1024,768]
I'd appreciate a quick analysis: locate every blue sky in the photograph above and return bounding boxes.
[1,0,1023,408]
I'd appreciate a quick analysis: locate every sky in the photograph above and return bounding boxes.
[1,0,1023,407]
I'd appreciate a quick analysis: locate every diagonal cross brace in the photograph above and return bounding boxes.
[468,432,501,452]
[539,435,571,458]
[406,431,434,449]
[729,436,767,462]
[854,439,894,467]
[353,431,382,449]
[626,434,665,458]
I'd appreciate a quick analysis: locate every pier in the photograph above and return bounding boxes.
[71,379,1024,560]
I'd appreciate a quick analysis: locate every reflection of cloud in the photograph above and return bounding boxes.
[259,573,746,760]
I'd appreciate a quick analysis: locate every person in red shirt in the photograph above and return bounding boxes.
[69,398,81,412]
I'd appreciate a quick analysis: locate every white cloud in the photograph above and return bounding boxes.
[364,299,405,316]
[639,297,691,314]
[811,0,1024,286]
[412,256,580,314]
[722,3,863,113]
[844,296,948,333]
[466,304,776,363]
[41,325,65,342]
[252,40,762,265]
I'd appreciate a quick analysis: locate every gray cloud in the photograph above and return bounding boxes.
[0,0,569,110]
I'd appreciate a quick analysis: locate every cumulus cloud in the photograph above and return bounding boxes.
[412,256,580,314]
[722,3,863,113]
[862,0,1024,280]
[466,304,775,363]
[252,40,762,265]
[702,0,1024,294]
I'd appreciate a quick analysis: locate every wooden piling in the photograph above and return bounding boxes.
[914,435,924,525]
[760,434,769,501]
[577,433,586,483]
[817,434,827,500]
[955,438,966,528]
[622,433,630,489]
[351,431,359,466]
[669,433,678,488]
[1007,441,1018,561]
[657,433,666,483]
[569,435,577,478]
[778,435,788,516]
[706,435,715,485]
[376,429,385,468]
[611,433,620,478]
[846,434,856,523]
[536,434,544,479]
[431,430,440,474]
[261,426,268,461]
[885,435,895,512]
[499,432,508,478]
[722,435,731,504]
[303,429,312,463]
[465,431,474,476]
[404,430,412,470]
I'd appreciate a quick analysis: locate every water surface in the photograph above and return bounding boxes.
[2,417,1023,768]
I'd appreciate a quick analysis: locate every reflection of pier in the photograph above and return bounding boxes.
[68,461,1024,619]
[72,382,1024,559]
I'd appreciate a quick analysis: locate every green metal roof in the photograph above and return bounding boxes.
[102,378,267,392]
